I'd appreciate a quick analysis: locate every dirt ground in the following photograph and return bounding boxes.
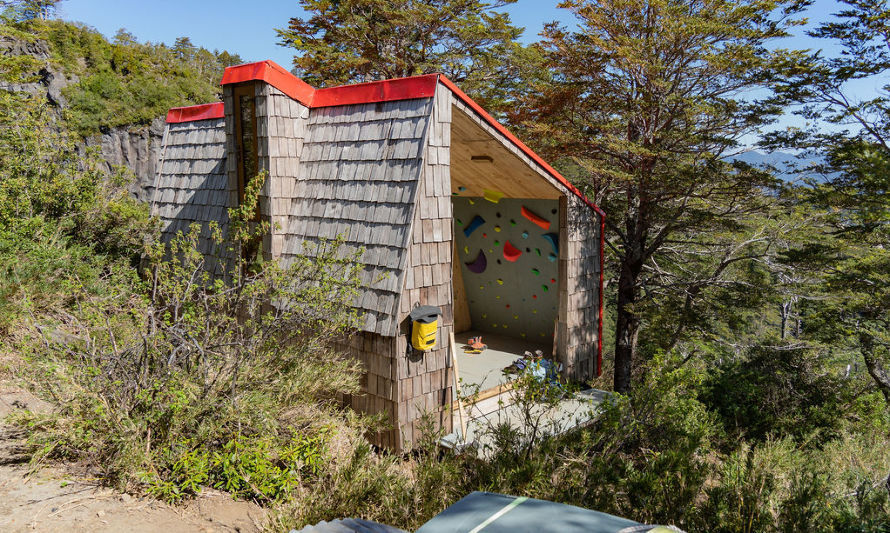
[0,385,268,533]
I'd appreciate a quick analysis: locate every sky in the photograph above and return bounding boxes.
[58,0,576,67]
[59,0,851,67]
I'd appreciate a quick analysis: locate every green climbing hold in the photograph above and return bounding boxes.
[542,285,549,292]
[532,268,540,275]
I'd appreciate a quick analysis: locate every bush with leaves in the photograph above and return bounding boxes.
[12,171,374,502]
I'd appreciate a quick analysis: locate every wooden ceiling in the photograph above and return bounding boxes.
[449,107,562,199]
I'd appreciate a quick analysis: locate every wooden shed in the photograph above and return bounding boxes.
[152,60,605,451]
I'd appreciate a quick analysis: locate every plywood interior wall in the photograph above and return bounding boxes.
[449,108,561,199]
[452,197,560,342]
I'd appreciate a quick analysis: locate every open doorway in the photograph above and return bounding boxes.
[448,105,564,399]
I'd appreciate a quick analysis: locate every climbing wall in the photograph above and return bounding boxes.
[452,196,560,342]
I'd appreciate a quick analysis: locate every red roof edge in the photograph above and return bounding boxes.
[312,74,439,108]
[165,102,224,124]
[436,75,607,374]
[220,60,315,107]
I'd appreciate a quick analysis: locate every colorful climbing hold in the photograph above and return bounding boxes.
[464,215,485,237]
[551,278,556,283]
[468,199,475,205]
[494,240,500,246]
[496,212,502,218]
[548,253,557,262]
[542,285,549,292]
[551,208,558,215]
[533,295,537,300]
[513,314,519,320]
[521,206,551,230]
[510,219,517,226]
[456,218,463,225]
[482,313,487,318]
[535,248,542,256]
[531,268,540,276]
[464,245,469,255]
[459,186,467,192]
[521,231,529,239]
[483,189,504,203]
[542,232,559,255]
[497,279,504,285]
[503,241,522,262]
[465,249,487,273]
[483,233,487,238]
[494,225,502,232]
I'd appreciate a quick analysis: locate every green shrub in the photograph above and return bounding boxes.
[702,342,852,442]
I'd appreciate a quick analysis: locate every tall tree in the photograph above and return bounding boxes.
[1,0,61,21]
[518,0,805,392]
[276,0,524,109]
[769,0,890,402]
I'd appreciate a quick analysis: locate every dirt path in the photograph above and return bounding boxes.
[0,386,268,533]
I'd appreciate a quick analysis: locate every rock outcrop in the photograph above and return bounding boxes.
[2,35,162,203]
[80,117,166,203]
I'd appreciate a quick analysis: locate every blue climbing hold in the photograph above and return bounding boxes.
[464,215,485,237]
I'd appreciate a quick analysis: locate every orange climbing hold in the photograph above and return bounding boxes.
[521,206,551,230]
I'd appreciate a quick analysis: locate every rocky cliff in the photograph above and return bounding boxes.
[1,35,162,203]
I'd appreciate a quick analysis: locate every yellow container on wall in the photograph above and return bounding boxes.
[409,305,441,352]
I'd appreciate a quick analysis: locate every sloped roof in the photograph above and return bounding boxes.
[279,97,433,335]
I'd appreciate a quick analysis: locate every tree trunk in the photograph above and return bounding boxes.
[860,331,890,403]
[614,259,641,393]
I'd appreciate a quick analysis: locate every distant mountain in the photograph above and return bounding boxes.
[729,150,829,182]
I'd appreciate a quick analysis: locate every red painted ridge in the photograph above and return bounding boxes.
[220,60,315,106]
[165,102,224,123]
[313,74,439,107]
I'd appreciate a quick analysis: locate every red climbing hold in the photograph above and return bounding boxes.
[503,241,522,262]
[521,206,551,230]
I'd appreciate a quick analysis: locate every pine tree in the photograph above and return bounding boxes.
[519,0,806,392]
[276,0,524,109]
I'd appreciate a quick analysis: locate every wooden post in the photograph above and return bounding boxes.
[450,331,468,441]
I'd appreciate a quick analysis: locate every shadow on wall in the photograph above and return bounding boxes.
[154,156,233,275]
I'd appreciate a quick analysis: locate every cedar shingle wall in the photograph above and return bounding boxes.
[559,194,601,381]
[151,118,231,272]
[396,84,454,448]
[280,98,433,337]
[256,85,309,259]
[333,331,400,449]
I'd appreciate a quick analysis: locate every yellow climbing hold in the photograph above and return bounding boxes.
[483,189,504,203]
[497,279,504,285]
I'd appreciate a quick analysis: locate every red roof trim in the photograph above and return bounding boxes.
[165,102,224,124]
[220,60,315,106]
[312,74,439,108]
